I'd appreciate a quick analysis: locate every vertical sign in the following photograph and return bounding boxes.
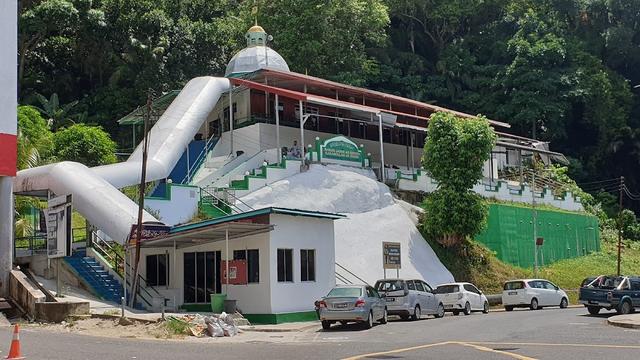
[47,195,72,258]
[383,242,401,269]
[0,0,17,176]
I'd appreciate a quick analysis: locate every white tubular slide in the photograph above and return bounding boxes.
[14,77,231,243]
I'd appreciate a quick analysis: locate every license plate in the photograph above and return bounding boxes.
[508,291,517,295]
[445,304,454,309]
[334,303,349,309]
[386,297,395,302]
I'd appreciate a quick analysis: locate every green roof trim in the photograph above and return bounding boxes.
[170,207,345,234]
[117,90,181,125]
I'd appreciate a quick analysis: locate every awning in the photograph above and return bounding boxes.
[140,222,273,249]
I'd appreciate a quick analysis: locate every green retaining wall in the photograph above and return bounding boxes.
[475,203,600,269]
[180,303,317,324]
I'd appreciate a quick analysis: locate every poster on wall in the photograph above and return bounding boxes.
[46,194,72,259]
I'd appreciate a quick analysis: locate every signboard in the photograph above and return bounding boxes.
[46,195,72,258]
[128,223,171,243]
[221,260,247,285]
[383,242,401,270]
[536,237,544,246]
[321,136,362,163]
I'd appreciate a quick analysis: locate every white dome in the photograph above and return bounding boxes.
[225,46,290,77]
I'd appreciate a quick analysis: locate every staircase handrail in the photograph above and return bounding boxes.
[335,262,370,286]
[182,135,219,184]
[335,272,352,285]
[207,149,278,189]
[200,187,232,216]
[225,189,254,213]
[202,186,254,214]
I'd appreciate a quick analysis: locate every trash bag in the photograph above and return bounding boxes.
[205,317,224,337]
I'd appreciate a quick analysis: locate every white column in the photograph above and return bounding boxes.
[229,87,234,156]
[299,100,305,158]
[275,94,280,163]
[377,113,385,182]
[225,227,229,294]
[0,0,17,297]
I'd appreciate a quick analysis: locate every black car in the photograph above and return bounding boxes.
[579,275,640,315]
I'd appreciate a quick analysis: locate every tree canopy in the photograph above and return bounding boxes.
[16,0,640,213]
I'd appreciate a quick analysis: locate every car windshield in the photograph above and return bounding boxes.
[327,287,362,297]
[435,285,460,294]
[375,280,405,292]
[504,281,525,290]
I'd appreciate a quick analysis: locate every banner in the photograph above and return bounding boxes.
[0,1,18,176]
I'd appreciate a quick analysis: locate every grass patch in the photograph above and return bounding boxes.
[164,317,191,336]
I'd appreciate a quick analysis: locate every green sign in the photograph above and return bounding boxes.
[321,136,361,162]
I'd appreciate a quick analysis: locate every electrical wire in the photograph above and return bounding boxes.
[578,178,623,186]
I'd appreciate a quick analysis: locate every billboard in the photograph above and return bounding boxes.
[0,1,18,176]
[46,195,72,258]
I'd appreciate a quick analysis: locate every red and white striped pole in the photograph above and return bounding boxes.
[0,0,18,297]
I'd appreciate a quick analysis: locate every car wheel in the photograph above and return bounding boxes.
[463,302,472,315]
[587,306,600,315]
[618,300,632,315]
[483,301,489,314]
[560,297,568,309]
[530,298,539,311]
[504,306,514,312]
[321,321,332,330]
[452,310,460,316]
[363,311,373,329]
[380,308,388,324]
[411,305,421,321]
[435,303,445,318]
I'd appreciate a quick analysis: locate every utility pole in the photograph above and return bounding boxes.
[531,120,538,277]
[617,176,624,276]
[130,91,152,307]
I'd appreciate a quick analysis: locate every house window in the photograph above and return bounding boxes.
[277,248,293,282]
[146,254,168,287]
[233,249,260,283]
[300,249,316,282]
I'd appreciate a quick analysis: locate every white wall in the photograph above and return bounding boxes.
[268,214,336,314]
[138,232,273,314]
[145,184,200,226]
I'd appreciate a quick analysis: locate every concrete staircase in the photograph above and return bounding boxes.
[64,250,142,308]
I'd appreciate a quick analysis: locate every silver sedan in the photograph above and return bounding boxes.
[318,285,388,330]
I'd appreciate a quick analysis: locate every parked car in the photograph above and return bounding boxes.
[502,279,569,311]
[435,282,489,315]
[579,275,640,315]
[317,285,387,330]
[374,279,445,320]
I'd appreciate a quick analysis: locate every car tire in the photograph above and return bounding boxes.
[560,297,568,309]
[363,311,373,329]
[435,303,445,318]
[483,301,489,314]
[504,306,514,312]
[380,308,388,324]
[587,306,601,315]
[530,298,539,311]
[618,300,632,315]
[411,305,421,321]
[452,310,460,316]
[321,321,332,330]
[463,302,471,315]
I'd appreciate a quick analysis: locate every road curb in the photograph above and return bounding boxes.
[239,323,319,333]
[607,316,640,329]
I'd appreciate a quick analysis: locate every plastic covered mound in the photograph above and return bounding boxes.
[240,164,454,286]
[240,165,394,214]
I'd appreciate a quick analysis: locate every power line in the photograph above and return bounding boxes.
[578,178,622,186]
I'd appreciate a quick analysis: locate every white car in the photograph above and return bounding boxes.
[435,282,489,315]
[502,279,569,311]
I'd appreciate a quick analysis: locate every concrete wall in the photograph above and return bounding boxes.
[35,301,90,323]
[397,173,584,212]
[145,184,200,226]
[268,214,335,314]
[9,270,45,317]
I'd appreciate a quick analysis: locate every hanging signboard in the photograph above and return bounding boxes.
[383,242,401,270]
[46,194,72,258]
[128,223,171,243]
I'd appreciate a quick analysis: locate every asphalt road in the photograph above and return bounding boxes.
[2,307,639,360]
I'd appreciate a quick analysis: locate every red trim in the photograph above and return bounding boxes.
[0,133,17,176]
[231,78,308,101]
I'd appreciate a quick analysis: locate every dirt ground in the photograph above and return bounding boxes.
[28,317,180,340]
